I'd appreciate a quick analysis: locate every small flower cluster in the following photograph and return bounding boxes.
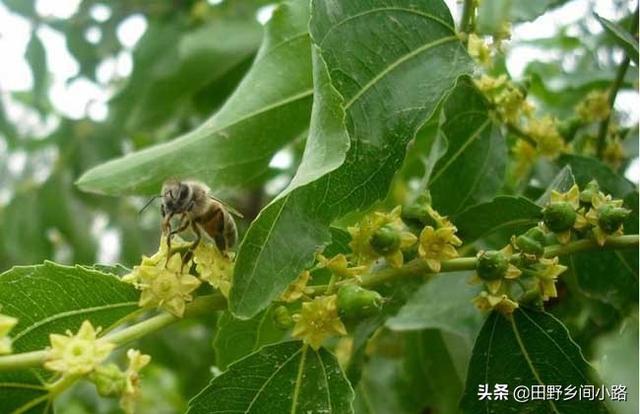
[44,320,150,414]
[284,200,462,349]
[471,242,568,315]
[472,181,630,314]
[123,236,233,317]
[0,313,18,354]
[543,182,630,246]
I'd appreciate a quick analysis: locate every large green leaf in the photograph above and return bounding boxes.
[188,341,354,413]
[112,18,262,133]
[213,308,285,370]
[429,77,506,215]
[461,309,608,414]
[558,155,635,198]
[76,0,313,195]
[0,262,139,413]
[387,272,484,343]
[453,196,541,243]
[404,329,471,414]
[595,14,639,64]
[231,0,473,317]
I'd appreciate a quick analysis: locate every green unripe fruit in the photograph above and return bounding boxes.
[542,202,577,232]
[337,285,383,320]
[370,224,401,255]
[598,205,630,234]
[273,305,294,329]
[579,180,600,206]
[515,227,546,256]
[476,250,509,281]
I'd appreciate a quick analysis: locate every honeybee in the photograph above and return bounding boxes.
[155,179,243,261]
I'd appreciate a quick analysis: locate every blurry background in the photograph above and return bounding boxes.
[0,1,637,412]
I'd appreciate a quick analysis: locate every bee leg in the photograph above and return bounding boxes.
[162,212,175,266]
[182,222,201,270]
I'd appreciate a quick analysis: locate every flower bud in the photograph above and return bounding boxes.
[514,227,546,256]
[476,250,509,281]
[402,193,437,227]
[272,305,294,330]
[579,180,600,206]
[90,363,127,397]
[542,202,577,232]
[598,205,630,234]
[337,285,383,320]
[370,224,401,255]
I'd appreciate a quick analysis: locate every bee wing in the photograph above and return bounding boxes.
[208,195,244,218]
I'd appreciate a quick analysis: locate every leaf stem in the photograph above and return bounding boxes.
[308,234,639,294]
[460,0,477,34]
[0,293,225,372]
[596,6,639,158]
[1,235,638,372]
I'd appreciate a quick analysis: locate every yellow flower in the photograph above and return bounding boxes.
[525,115,566,158]
[472,291,519,314]
[193,242,234,298]
[348,206,414,266]
[418,226,462,272]
[575,90,610,123]
[546,184,588,244]
[280,270,312,303]
[292,295,347,350]
[603,137,625,170]
[122,236,191,286]
[0,314,18,354]
[474,74,508,93]
[471,246,522,294]
[318,254,368,278]
[512,140,538,178]
[531,257,567,300]
[120,349,152,414]
[45,320,114,376]
[495,85,527,123]
[137,253,201,317]
[550,184,580,209]
[585,193,627,246]
[467,33,492,67]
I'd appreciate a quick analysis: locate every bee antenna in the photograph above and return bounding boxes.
[138,195,161,215]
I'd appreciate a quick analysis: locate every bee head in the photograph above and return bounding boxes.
[161,180,191,214]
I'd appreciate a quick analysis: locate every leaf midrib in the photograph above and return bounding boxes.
[12,302,138,343]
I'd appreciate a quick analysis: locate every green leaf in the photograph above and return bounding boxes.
[477,0,570,34]
[430,77,506,215]
[386,272,484,344]
[213,307,285,370]
[0,262,139,413]
[593,314,638,414]
[453,196,542,243]
[231,0,473,317]
[76,0,313,195]
[461,309,608,414]
[403,329,471,414]
[595,14,639,64]
[187,341,354,413]
[354,356,413,414]
[113,19,262,132]
[558,154,635,198]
